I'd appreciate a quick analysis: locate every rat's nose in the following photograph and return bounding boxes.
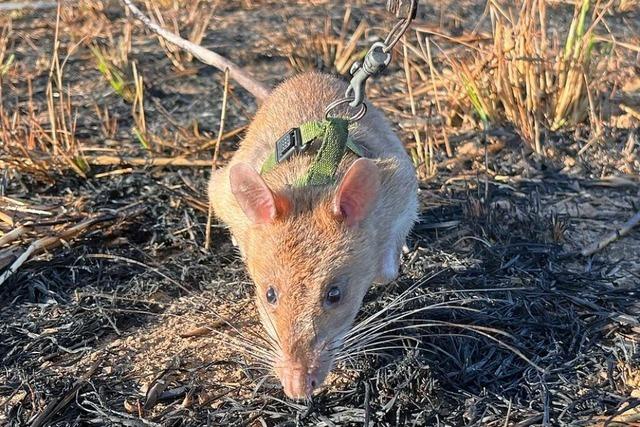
[280,365,319,399]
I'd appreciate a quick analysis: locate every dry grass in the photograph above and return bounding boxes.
[445,0,613,153]
[0,1,243,182]
[287,6,369,74]
[0,6,87,180]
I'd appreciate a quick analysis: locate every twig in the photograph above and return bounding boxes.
[0,156,213,169]
[620,104,640,121]
[423,35,452,157]
[0,1,58,11]
[363,382,371,427]
[79,392,162,427]
[580,210,640,257]
[179,326,213,338]
[0,225,27,246]
[594,35,640,53]
[0,205,145,287]
[82,155,212,167]
[205,68,230,250]
[187,125,247,155]
[0,247,20,270]
[1,203,53,216]
[121,0,269,101]
[93,168,134,178]
[0,210,14,226]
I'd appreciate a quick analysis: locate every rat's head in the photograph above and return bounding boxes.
[229,159,380,399]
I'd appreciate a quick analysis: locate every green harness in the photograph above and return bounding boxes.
[260,118,365,187]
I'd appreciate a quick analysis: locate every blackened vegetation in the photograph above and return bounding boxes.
[2,162,638,426]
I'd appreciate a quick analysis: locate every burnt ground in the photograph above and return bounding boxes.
[1,1,639,426]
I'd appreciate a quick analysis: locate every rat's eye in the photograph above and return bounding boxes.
[266,286,278,305]
[325,287,341,305]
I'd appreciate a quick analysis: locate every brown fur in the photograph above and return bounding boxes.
[209,72,418,398]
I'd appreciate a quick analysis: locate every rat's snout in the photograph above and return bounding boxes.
[277,362,320,399]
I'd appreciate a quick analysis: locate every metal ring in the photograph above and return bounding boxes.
[324,97,367,122]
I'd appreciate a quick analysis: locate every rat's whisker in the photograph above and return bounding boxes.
[338,342,422,360]
[209,331,277,361]
[346,333,421,349]
[257,297,284,353]
[337,335,480,362]
[247,361,276,372]
[343,322,480,354]
[323,298,493,364]
[253,329,280,355]
[221,341,275,362]
[337,337,419,361]
[215,330,275,356]
[343,271,444,335]
[345,298,481,342]
[320,329,352,360]
[211,319,280,358]
[198,308,261,340]
[225,320,280,355]
[344,301,482,345]
[343,321,543,373]
[345,332,480,356]
[244,327,279,349]
[333,354,358,368]
[336,350,393,361]
[193,307,282,360]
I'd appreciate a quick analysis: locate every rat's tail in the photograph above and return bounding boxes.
[122,0,270,101]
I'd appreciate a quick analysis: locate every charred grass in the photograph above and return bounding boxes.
[1,0,639,425]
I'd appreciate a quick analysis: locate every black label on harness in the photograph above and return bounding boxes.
[276,127,303,163]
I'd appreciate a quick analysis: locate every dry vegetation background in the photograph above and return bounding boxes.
[0,0,639,426]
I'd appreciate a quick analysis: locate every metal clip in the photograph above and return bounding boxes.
[345,42,392,108]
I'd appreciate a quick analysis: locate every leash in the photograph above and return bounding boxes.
[328,0,419,115]
[262,0,419,187]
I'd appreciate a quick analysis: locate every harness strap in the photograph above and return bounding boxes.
[260,119,365,186]
[298,118,348,187]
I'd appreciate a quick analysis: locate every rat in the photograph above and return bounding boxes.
[208,73,418,398]
[123,0,419,400]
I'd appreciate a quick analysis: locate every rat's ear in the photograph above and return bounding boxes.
[230,163,290,224]
[333,158,380,227]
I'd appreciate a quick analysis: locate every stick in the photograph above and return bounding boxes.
[580,210,640,257]
[83,155,212,167]
[205,68,230,250]
[0,156,213,169]
[0,211,14,226]
[620,104,640,121]
[122,0,270,101]
[0,205,145,287]
[0,1,57,11]
[0,225,26,246]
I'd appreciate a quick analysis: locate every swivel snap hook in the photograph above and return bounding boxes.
[345,42,392,108]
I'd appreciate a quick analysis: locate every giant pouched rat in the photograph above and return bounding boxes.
[124,0,418,399]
